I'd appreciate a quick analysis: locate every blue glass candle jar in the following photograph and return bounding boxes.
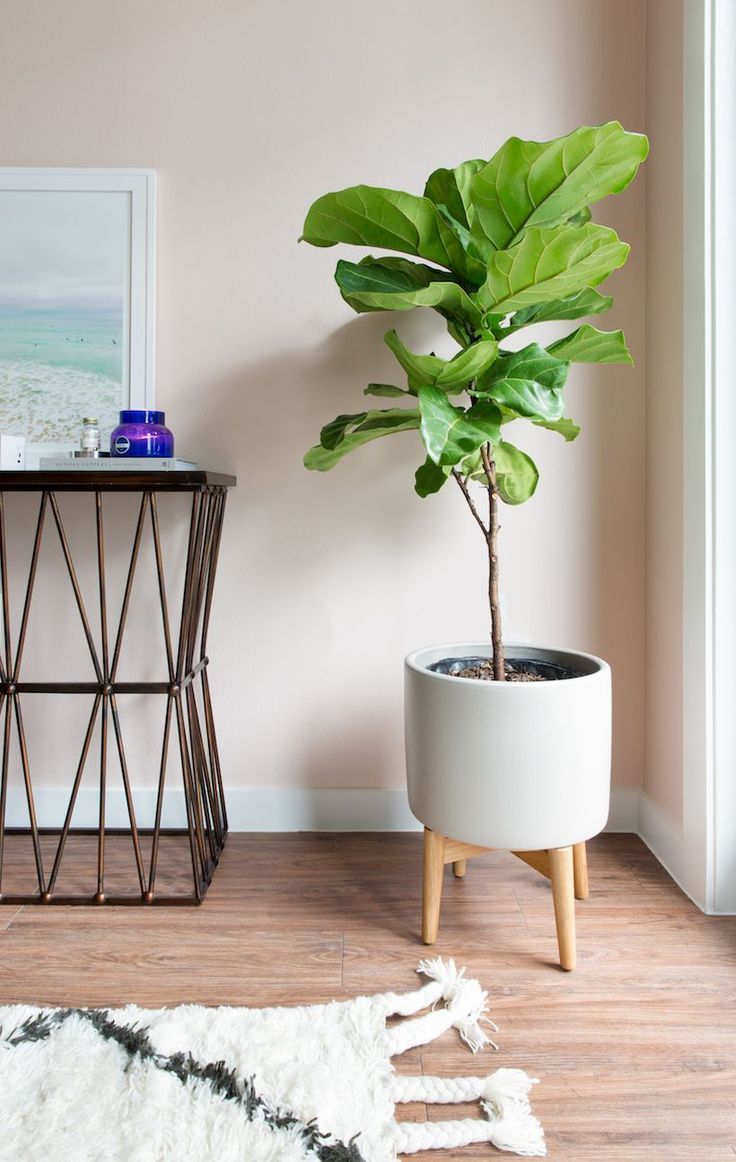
[110,410,174,458]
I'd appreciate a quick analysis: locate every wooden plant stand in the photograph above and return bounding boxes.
[422,827,589,971]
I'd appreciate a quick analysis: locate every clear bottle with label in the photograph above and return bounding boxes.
[80,417,100,456]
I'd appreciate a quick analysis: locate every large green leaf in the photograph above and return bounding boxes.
[476,224,629,315]
[506,287,614,331]
[418,386,501,467]
[433,340,499,387]
[469,122,649,253]
[533,415,581,441]
[424,159,485,230]
[547,323,632,364]
[336,258,483,328]
[414,456,450,497]
[363,383,409,398]
[475,342,568,420]
[487,380,564,421]
[384,329,497,392]
[301,185,484,283]
[304,408,420,470]
[336,255,454,298]
[493,441,539,504]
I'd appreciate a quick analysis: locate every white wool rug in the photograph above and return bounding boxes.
[0,959,546,1161]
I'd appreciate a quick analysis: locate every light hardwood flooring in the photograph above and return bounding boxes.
[0,833,734,1161]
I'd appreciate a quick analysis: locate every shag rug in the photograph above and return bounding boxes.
[0,959,546,1161]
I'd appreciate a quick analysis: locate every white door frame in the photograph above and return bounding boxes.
[682,0,736,912]
[710,0,736,912]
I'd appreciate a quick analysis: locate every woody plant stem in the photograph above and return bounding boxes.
[451,442,505,680]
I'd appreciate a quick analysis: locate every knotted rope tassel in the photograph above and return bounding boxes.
[384,958,498,1055]
[393,1068,546,1157]
[382,962,546,1155]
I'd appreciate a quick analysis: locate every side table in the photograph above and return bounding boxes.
[0,469,235,905]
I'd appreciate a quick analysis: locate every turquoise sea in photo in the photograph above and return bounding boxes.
[0,309,124,444]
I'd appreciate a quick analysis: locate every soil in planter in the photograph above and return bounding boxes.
[428,656,582,682]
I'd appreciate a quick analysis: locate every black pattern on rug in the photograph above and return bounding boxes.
[1,1009,365,1162]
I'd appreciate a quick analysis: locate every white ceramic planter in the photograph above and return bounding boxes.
[405,643,612,851]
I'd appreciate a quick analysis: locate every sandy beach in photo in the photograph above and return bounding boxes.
[0,188,128,445]
[0,311,123,443]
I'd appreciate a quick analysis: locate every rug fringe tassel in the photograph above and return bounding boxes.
[385,958,498,1055]
[384,963,545,1156]
[392,1068,546,1157]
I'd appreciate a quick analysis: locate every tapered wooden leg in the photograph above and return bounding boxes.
[452,860,467,878]
[549,845,576,971]
[572,841,589,900]
[422,827,446,944]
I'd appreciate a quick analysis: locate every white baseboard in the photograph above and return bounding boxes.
[9,784,723,911]
[223,787,422,832]
[637,790,708,911]
[4,786,421,833]
[7,784,638,834]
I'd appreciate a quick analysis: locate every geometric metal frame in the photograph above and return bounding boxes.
[0,472,233,905]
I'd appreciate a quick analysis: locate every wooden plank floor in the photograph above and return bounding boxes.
[0,832,734,1160]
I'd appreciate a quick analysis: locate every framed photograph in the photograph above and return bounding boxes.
[0,168,156,464]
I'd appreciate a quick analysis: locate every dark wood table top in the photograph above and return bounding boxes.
[0,469,236,491]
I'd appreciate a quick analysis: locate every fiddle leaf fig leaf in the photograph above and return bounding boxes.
[470,121,649,252]
[493,441,539,504]
[384,330,444,390]
[474,342,568,420]
[336,258,483,328]
[547,323,633,364]
[304,408,420,470]
[434,340,499,388]
[490,343,569,389]
[418,386,502,467]
[319,411,369,450]
[533,415,581,441]
[506,287,614,331]
[477,223,629,315]
[414,456,450,497]
[424,159,485,231]
[488,380,563,421]
[336,255,453,302]
[384,329,498,392]
[301,185,485,283]
[363,383,409,397]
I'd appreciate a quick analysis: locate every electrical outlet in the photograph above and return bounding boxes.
[0,434,26,470]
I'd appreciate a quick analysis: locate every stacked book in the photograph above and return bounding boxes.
[39,457,198,472]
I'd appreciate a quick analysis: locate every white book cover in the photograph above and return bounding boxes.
[38,457,198,471]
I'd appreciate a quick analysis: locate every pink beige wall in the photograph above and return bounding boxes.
[0,0,647,803]
[644,0,684,826]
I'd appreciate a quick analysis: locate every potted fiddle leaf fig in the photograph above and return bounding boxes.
[300,124,648,939]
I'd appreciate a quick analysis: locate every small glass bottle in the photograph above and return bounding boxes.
[80,417,100,456]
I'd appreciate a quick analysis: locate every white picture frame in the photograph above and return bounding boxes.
[0,168,156,464]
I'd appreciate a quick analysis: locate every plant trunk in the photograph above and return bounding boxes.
[482,445,505,680]
[451,449,505,681]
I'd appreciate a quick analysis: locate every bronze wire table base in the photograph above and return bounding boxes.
[0,471,235,905]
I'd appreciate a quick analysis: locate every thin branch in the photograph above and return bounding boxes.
[480,443,505,681]
[451,469,488,536]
